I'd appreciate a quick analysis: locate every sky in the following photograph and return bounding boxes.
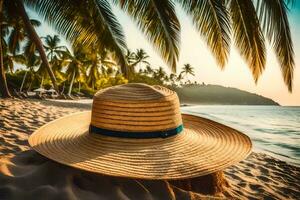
[28,2,300,106]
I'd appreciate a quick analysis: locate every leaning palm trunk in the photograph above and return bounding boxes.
[14,0,59,93]
[67,71,75,97]
[20,71,28,92]
[0,0,11,98]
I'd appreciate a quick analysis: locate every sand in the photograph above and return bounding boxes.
[1,99,300,199]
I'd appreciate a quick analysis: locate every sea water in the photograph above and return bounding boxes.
[181,105,300,166]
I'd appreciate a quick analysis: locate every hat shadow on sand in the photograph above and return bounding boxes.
[1,149,227,200]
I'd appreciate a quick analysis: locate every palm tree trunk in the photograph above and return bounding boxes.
[78,82,81,93]
[14,0,59,93]
[40,75,44,88]
[27,79,33,92]
[61,82,65,93]
[0,0,12,98]
[20,71,27,92]
[67,71,75,96]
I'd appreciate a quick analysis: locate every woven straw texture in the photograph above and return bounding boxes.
[91,84,182,132]
[29,83,252,180]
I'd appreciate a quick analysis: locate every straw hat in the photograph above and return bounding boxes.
[29,83,252,180]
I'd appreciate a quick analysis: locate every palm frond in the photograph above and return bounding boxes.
[115,0,180,72]
[229,0,266,82]
[23,39,37,60]
[89,0,128,75]
[29,19,41,27]
[102,59,117,67]
[178,0,231,68]
[13,54,27,64]
[257,0,294,91]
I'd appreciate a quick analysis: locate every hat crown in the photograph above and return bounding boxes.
[90,83,182,134]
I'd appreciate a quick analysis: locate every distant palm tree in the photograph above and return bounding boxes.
[125,49,135,66]
[43,35,65,60]
[62,48,84,97]
[50,55,67,78]
[176,73,184,85]
[22,0,295,92]
[19,53,41,92]
[169,73,177,86]
[181,63,195,82]
[154,67,167,83]
[130,49,150,73]
[86,47,116,90]
[20,39,41,92]
[143,65,154,76]
[36,63,49,88]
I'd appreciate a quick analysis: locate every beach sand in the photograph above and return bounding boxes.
[1,99,299,199]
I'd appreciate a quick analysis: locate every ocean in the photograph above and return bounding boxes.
[181,105,300,167]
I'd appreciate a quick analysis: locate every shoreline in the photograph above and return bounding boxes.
[1,98,299,199]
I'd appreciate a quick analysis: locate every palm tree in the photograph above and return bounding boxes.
[43,35,65,60]
[42,35,68,80]
[36,63,49,88]
[143,65,154,76]
[129,49,150,74]
[66,61,81,97]
[176,73,184,85]
[49,55,66,78]
[86,63,99,90]
[22,0,295,92]
[125,49,135,66]
[181,63,195,82]
[86,47,116,90]
[20,40,41,92]
[169,73,177,86]
[19,54,41,92]
[154,67,167,83]
[61,48,84,97]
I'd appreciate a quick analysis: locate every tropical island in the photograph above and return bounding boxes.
[176,84,280,105]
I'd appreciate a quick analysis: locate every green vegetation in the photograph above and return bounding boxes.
[5,37,132,98]
[4,42,194,98]
[0,0,296,98]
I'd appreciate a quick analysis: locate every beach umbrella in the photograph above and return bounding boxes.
[34,88,46,93]
[47,88,56,93]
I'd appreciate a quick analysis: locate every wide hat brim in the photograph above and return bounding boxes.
[29,111,252,180]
